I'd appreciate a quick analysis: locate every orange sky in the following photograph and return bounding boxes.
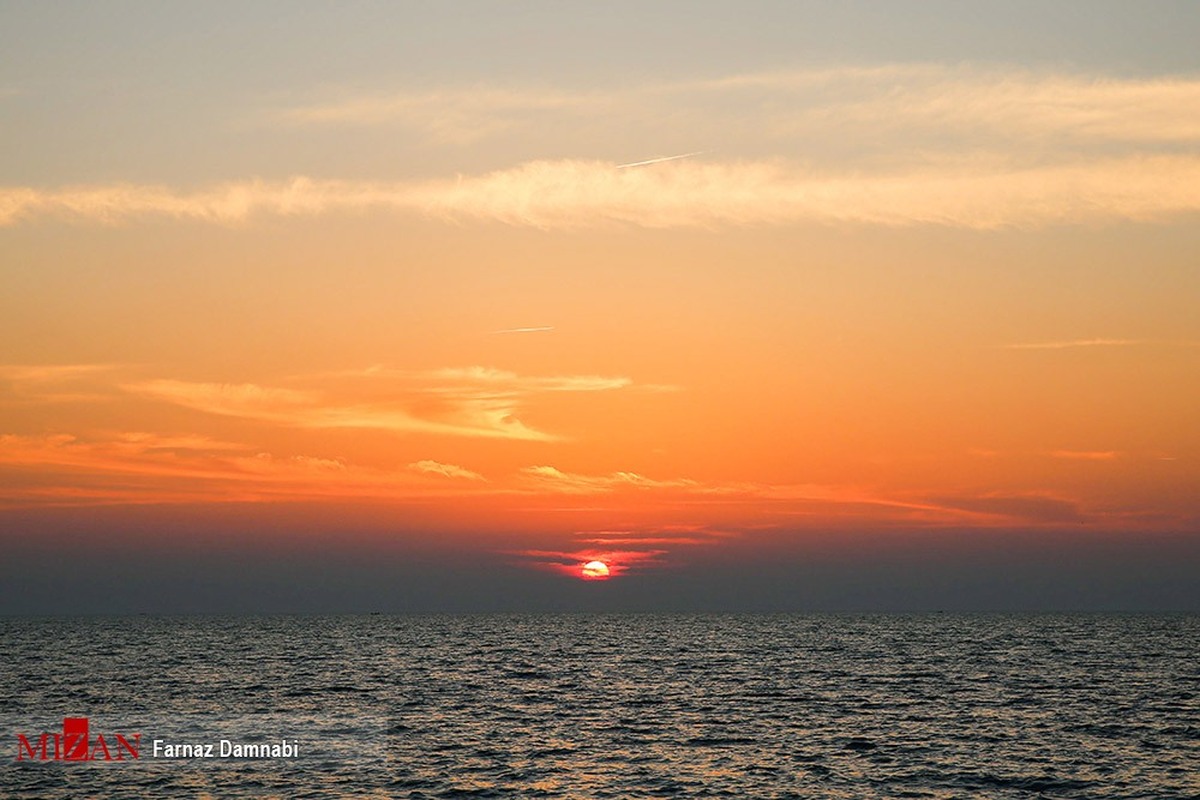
[1,3,1198,608]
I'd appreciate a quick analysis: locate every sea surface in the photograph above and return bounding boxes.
[1,614,1197,798]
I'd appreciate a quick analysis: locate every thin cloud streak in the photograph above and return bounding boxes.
[1004,338,1200,350]
[617,151,707,169]
[491,326,555,335]
[1004,338,1146,350]
[273,66,1200,146]
[509,524,739,578]
[271,86,607,144]
[512,465,1112,527]
[5,155,1200,229]
[508,547,666,579]
[577,526,735,548]
[428,366,630,393]
[521,465,699,494]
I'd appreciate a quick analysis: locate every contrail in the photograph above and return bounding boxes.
[616,151,707,169]
[1001,337,1200,350]
[491,326,555,335]
[1002,338,1144,350]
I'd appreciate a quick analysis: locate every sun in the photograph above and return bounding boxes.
[581,560,610,580]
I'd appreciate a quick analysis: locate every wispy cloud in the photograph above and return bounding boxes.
[271,86,606,143]
[274,66,1200,147]
[426,366,630,393]
[0,363,125,405]
[420,156,1200,229]
[520,465,698,494]
[123,377,551,441]
[124,379,316,422]
[0,363,1176,526]
[3,363,639,458]
[576,525,736,548]
[734,67,1200,145]
[121,366,635,442]
[5,154,1200,230]
[0,429,1171,528]
[9,64,1200,231]
[408,459,486,481]
[513,465,1143,529]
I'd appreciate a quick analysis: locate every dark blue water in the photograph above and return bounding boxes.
[2,614,1197,798]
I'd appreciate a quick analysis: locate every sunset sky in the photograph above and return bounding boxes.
[2,1,1198,612]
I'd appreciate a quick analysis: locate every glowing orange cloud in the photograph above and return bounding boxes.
[116,366,636,442]
[2,354,1193,552]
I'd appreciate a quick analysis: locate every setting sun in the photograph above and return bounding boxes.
[0,5,1196,798]
[0,1,1197,615]
[581,561,611,580]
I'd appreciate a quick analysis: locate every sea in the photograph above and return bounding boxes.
[1,614,1197,798]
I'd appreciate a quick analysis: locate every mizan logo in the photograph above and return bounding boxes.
[16,716,300,762]
[16,717,140,762]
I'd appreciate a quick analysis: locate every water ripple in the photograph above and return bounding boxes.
[0,614,1197,798]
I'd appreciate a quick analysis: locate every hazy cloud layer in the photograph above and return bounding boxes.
[0,365,1183,530]
[6,64,1200,231]
[4,155,1200,230]
[277,66,1200,147]
[0,430,1167,532]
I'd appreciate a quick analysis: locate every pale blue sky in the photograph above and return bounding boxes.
[5,1,1199,89]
